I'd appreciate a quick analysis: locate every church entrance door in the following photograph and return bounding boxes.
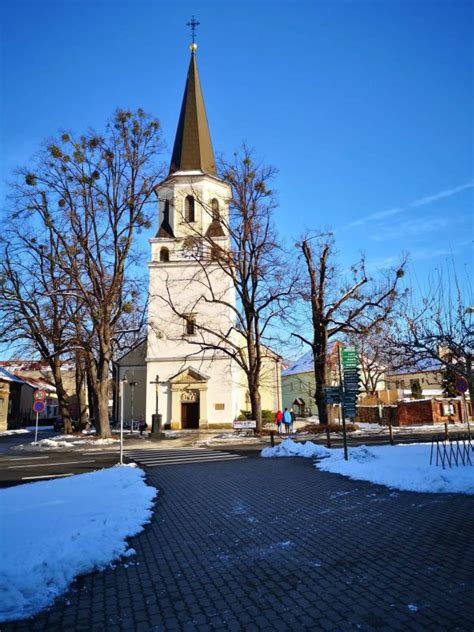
[181,402,199,429]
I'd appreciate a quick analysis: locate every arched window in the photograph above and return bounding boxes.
[211,198,220,221]
[159,247,169,262]
[185,195,195,222]
[163,200,170,224]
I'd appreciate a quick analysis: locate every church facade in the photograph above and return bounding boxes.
[118,44,282,429]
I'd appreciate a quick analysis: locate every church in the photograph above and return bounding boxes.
[118,41,282,430]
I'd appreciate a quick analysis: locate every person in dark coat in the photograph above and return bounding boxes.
[290,408,296,433]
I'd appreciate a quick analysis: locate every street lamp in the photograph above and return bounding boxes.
[119,375,128,465]
[129,377,137,433]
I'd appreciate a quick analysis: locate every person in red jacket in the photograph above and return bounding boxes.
[275,410,283,434]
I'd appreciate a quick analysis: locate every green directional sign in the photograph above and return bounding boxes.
[341,347,358,368]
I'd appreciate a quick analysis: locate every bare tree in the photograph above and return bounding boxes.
[6,109,164,437]
[293,233,406,424]
[155,148,296,432]
[345,323,402,401]
[395,264,474,406]
[0,221,76,433]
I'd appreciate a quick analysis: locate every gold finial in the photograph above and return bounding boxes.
[189,42,198,54]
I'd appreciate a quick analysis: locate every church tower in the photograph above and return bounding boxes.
[146,41,239,430]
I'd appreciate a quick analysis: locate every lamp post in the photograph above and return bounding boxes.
[120,375,127,465]
[129,377,137,433]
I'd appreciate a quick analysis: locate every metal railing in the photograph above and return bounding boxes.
[430,434,473,468]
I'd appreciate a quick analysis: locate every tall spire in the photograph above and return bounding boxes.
[169,44,217,176]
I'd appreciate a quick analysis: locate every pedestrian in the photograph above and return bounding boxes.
[139,416,147,436]
[275,409,283,434]
[282,408,292,434]
[290,407,296,433]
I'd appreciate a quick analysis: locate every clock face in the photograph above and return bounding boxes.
[181,238,201,259]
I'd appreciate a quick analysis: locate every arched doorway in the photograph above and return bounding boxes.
[181,389,200,429]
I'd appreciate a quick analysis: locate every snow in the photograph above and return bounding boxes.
[16,434,119,451]
[0,465,157,622]
[260,440,474,494]
[0,429,30,437]
[261,438,330,459]
[317,444,474,495]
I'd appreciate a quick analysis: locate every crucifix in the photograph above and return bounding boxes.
[186,16,200,44]
[149,374,161,416]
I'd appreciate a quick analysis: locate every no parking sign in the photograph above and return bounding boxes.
[32,400,46,414]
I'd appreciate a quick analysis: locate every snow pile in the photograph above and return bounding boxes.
[316,444,474,494]
[0,429,30,437]
[17,434,118,451]
[196,432,263,446]
[0,465,157,622]
[261,438,330,459]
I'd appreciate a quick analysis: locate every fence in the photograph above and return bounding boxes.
[430,434,473,469]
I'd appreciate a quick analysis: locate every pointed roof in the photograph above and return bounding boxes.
[169,50,216,176]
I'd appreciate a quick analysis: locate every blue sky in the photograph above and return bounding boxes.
[1,0,472,294]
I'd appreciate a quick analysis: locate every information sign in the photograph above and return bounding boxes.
[233,419,256,430]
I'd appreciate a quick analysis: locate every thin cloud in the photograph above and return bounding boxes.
[370,216,449,241]
[348,182,474,228]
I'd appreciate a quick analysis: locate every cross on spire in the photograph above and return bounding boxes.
[186,16,200,44]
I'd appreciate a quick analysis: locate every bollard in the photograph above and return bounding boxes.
[389,423,394,446]
[326,425,331,449]
[444,422,448,441]
[270,431,275,447]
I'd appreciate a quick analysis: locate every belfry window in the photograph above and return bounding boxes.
[163,200,170,223]
[211,198,220,221]
[185,196,195,222]
[159,247,169,262]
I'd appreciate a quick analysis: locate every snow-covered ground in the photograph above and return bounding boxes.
[195,432,264,446]
[0,429,30,437]
[0,465,157,623]
[16,434,119,451]
[261,439,474,495]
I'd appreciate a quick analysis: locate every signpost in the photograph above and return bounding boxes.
[32,399,46,443]
[456,376,470,436]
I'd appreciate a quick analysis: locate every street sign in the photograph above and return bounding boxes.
[233,419,256,429]
[456,376,468,394]
[33,400,45,413]
[341,348,358,368]
[34,389,47,401]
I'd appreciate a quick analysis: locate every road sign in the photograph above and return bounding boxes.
[34,389,47,401]
[456,376,468,394]
[341,348,358,368]
[33,400,45,413]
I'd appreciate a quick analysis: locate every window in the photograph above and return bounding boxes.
[184,314,196,336]
[185,195,195,222]
[159,247,169,262]
[211,198,220,221]
[163,200,170,224]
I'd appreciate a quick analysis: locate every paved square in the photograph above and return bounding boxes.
[5,456,473,630]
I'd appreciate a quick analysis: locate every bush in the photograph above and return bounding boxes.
[237,409,275,423]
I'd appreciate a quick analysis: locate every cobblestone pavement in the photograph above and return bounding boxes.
[5,456,473,631]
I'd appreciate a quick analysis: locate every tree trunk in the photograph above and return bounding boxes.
[50,361,73,434]
[313,348,328,425]
[249,384,262,434]
[96,375,111,438]
[75,352,88,428]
